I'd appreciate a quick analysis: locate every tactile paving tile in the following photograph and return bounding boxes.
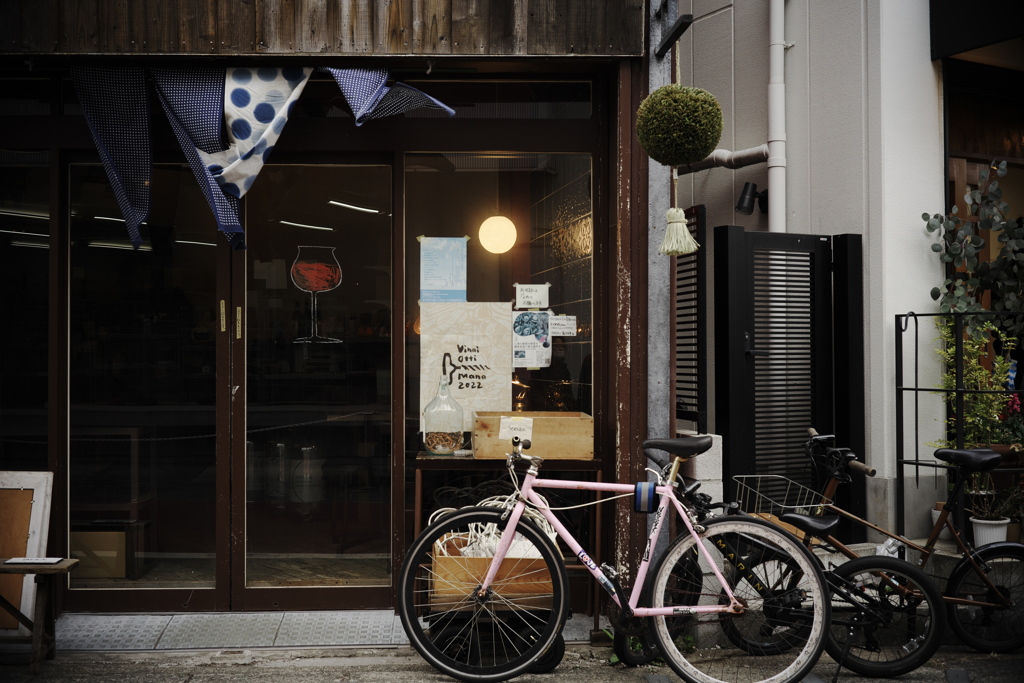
[155,613,283,649]
[390,612,410,644]
[275,610,397,646]
[55,614,171,650]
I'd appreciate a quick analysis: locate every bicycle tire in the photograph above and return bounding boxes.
[648,516,830,683]
[397,506,569,682]
[613,629,660,666]
[825,555,946,677]
[529,632,565,674]
[945,541,1024,653]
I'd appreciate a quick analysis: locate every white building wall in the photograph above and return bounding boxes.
[659,0,946,535]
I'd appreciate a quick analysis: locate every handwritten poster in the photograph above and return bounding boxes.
[421,302,512,431]
[512,310,552,368]
[420,237,467,302]
[549,315,577,336]
[515,283,550,309]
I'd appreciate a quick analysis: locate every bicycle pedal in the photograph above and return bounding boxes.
[600,563,618,579]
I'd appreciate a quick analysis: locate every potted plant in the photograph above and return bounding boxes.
[1001,486,1024,544]
[967,473,1012,546]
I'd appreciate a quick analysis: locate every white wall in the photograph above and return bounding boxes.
[663,0,946,535]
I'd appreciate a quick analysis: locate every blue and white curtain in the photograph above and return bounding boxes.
[73,67,455,249]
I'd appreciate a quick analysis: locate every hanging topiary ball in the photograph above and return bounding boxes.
[636,85,723,166]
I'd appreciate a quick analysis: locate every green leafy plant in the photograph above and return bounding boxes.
[934,320,1016,448]
[924,160,1021,335]
[636,85,723,167]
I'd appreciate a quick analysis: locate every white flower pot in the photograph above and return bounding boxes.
[971,516,1010,547]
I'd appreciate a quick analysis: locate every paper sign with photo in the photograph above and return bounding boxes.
[512,310,552,368]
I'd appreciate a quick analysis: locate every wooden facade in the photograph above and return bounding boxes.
[0,0,645,57]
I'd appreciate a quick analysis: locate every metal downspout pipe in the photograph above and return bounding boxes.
[675,0,788,233]
[767,0,787,232]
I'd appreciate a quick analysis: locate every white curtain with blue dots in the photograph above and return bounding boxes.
[73,66,454,250]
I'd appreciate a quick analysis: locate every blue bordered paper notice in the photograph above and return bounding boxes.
[420,237,468,302]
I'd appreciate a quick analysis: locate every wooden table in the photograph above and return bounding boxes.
[0,559,78,673]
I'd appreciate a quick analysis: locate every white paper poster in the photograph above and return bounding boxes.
[420,237,468,302]
[549,315,577,336]
[515,283,550,309]
[421,302,512,431]
[512,310,552,368]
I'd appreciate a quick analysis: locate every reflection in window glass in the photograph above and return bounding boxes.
[69,164,218,589]
[0,163,50,472]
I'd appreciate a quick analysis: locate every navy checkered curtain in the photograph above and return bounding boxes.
[71,67,151,248]
[322,67,455,125]
[152,68,245,249]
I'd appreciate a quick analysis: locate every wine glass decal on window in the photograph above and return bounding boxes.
[291,245,342,343]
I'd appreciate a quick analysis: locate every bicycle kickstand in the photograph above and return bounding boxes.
[832,625,857,683]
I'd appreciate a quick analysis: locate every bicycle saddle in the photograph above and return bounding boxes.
[780,512,839,538]
[933,447,1001,472]
[643,435,714,463]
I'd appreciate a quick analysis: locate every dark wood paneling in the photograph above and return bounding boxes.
[217,0,256,53]
[451,0,488,54]
[140,0,179,53]
[178,0,216,53]
[17,0,59,52]
[527,0,566,56]
[1,1,643,56]
[336,0,373,53]
[98,0,131,53]
[377,0,413,54]
[297,0,329,53]
[412,0,450,54]
[257,0,295,53]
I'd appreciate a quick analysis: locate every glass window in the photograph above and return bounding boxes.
[68,164,219,589]
[404,152,593,461]
[0,161,50,472]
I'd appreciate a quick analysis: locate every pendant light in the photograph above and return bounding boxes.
[479,170,516,254]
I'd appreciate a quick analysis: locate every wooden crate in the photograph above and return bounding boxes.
[471,411,593,459]
[430,534,553,610]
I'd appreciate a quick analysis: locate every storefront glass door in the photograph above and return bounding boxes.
[66,162,394,609]
[241,164,393,600]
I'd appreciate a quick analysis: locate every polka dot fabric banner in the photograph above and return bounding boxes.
[73,66,453,250]
[200,67,313,199]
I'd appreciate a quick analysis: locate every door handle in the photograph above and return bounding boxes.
[745,331,769,357]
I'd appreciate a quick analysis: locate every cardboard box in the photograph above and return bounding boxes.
[472,411,594,459]
[70,531,126,578]
[430,534,553,610]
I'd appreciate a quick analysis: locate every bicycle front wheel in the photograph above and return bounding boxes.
[648,516,829,683]
[945,542,1024,653]
[826,555,946,677]
[397,506,569,682]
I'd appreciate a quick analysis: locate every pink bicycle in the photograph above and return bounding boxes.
[398,436,830,683]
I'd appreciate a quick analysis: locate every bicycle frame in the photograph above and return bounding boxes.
[812,453,1013,610]
[477,454,745,619]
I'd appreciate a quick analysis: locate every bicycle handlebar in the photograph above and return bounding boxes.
[848,459,876,477]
